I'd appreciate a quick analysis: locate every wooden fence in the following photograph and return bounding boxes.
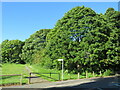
[0,74,23,85]
[27,72,61,84]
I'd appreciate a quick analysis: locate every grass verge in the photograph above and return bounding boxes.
[1,63,114,85]
[1,63,28,85]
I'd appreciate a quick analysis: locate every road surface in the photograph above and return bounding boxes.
[2,76,120,89]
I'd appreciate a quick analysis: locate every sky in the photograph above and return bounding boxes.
[1,2,119,43]
[1,0,120,2]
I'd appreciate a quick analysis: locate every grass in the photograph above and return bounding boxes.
[1,63,28,85]
[1,63,114,85]
[1,75,22,85]
[1,63,26,74]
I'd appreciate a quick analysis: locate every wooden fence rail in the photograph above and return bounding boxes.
[31,72,60,74]
[28,72,60,84]
[0,74,23,85]
[0,74,22,77]
[31,72,61,79]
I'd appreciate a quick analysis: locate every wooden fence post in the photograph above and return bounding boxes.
[58,73,60,81]
[100,71,102,77]
[69,74,71,79]
[86,71,88,78]
[28,73,31,84]
[93,71,95,77]
[78,72,80,79]
[50,72,51,78]
[20,74,23,85]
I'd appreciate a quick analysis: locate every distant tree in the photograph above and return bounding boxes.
[20,29,50,64]
[1,39,24,63]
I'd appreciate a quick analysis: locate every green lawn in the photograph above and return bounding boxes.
[1,63,28,85]
[1,63,113,85]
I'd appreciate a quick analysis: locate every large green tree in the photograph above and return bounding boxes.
[104,8,120,71]
[44,6,97,70]
[43,6,120,73]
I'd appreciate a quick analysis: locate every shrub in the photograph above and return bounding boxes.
[103,69,112,76]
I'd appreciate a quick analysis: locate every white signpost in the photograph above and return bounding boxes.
[58,59,64,81]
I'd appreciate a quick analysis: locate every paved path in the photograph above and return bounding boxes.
[30,73,50,83]
[3,76,120,89]
[25,66,49,84]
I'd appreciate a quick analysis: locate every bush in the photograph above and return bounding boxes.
[87,72,93,78]
[103,69,112,76]
[81,72,86,76]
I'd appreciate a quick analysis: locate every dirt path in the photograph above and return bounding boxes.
[25,66,31,73]
[25,65,49,84]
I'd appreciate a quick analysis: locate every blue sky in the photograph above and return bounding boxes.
[1,2,119,43]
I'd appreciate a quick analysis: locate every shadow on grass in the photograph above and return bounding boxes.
[38,74,59,81]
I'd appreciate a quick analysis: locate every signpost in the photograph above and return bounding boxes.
[77,65,80,79]
[58,59,64,81]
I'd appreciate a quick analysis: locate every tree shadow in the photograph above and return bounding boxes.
[47,76,120,90]
[38,74,58,81]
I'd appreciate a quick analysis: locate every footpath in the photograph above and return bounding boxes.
[25,66,49,84]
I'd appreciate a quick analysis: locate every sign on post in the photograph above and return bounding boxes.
[58,59,64,81]
[58,59,63,61]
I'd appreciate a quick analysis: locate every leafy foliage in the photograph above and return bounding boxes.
[1,40,24,63]
[43,6,120,73]
[20,29,50,64]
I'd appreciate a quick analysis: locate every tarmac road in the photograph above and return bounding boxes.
[2,76,120,90]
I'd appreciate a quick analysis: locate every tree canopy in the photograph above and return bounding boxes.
[43,6,120,72]
[1,6,120,73]
[1,40,24,64]
[20,29,50,64]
